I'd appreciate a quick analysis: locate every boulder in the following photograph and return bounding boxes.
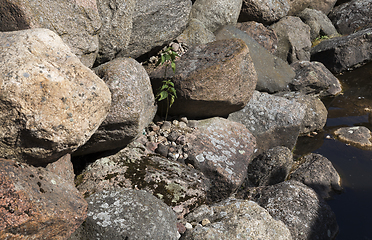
[185,117,256,202]
[290,61,342,97]
[96,0,135,64]
[149,38,258,119]
[310,28,372,73]
[76,141,211,219]
[329,0,372,35]
[228,91,306,155]
[270,16,312,64]
[177,18,216,47]
[0,29,111,165]
[75,58,156,155]
[236,21,278,54]
[181,198,292,240]
[307,0,338,15]
[286,0,312,15]
[289,153,343,199]
[190,0,242,32]
[121,0,192,58]
[69,189,179,240]
[333,126,372,150]
[0,0,101,67]
[297,8,339,41]
[0,158,87,239]
[215,25,295,93]
[239,0,290,24]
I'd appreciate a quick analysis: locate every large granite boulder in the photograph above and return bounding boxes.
[239,0,290,24]
[215,25,295,93]
[181,198,292,240]
[190,0,242,32]
[270,16,311,64]
[228,91,306,155]
[149,38,258,119]
[0,157,87,239]
[69,189,179,240]
[185,117,256,202]
[311,28,372,73]
[121,0,192,58]
[0,0,101,67]
[75,58,156,155]
[0,29,111,165]
[177,18,216,47]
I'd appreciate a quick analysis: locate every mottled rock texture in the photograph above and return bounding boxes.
[177,18,216,47]
[239,0,290,24]
[0,29,111,165]
[334,126,372,150]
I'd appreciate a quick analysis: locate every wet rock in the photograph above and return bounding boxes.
[0,0,101,67]
[177,18,216,47]
[181,198,292,240]
[289,153,343,199]
[0,29,111,165]
[149,38,257,119]
[239,0,290,24]
[333,126,372,150]
[311,28,372,73]
[215,25,295,93]
[290,61,342,97]
[185,117,256,202]
[270,16,312,64]
[75,58,156,155]
[0,158,87,239]
[69,189,179,240]
[228,91,306,155]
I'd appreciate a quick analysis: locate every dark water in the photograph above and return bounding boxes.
[294,62,372,240]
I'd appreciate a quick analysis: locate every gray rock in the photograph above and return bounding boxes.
[334,126,372,150]
[239,0,290,24]
[270,16,312,64]
[177,18,216,47]
[289,153,343,199]
[215,25,295,93]
[307,0,338,15]
[310,28,372,73]
[181,198,292,240]
[297,8,339,41]
[121,0,192,58]
[290,61,342,97]
[69,189,179,240]
[190,0,242,32]
[228,91,306,155]
[287,0,312,15]
[185,117,256,202]
[0,29,111,165]
[74,58,156,155]
[149,38,258,119]
[329,0,372,35]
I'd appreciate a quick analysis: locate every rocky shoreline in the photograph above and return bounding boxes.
[1,0,372,239]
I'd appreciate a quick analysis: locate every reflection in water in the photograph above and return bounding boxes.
[294,61,372,240]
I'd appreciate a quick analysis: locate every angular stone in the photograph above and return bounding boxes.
[215,25,295,93]
[0,29,111,165]
[334,126,372,150]
[287,0,312,15]
[239,0,290,24]
[177,18,216,47]
[307,0,338,15]
[0,158,87,239]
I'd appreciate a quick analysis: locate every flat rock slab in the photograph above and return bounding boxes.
[334,126,372,150]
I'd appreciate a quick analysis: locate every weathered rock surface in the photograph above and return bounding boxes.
[329,0,372,35]
[96,0,135,64]
[0,29,111,165]
[241,180,339,240]
[185,117,256,202]
[290,61,342,97]
[228,91,306,155]
[177,18,216,47]
[239,0,290,24]
[236,21,278,54]
[215,25,295,93]
[0,158,87,239]
[121,0,191,58]
[76,141,211,218]
[181,198,292,240]
[75,58,156,155]
[297,8,339,41]
[270,16,312,64]
[289,153,342,199]
[190,0,242,32]
[311,28,372,73]
[286,0,312,15]
[0,0,101,67]
[307,0,338,15]
[69,189,179,240]
[149,38,257,119]
[334,126,372,150]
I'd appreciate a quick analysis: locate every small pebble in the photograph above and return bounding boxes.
[201,219,210,226]
[161,121,172,131]
[185,222,193,230]
[180,117,188,124]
